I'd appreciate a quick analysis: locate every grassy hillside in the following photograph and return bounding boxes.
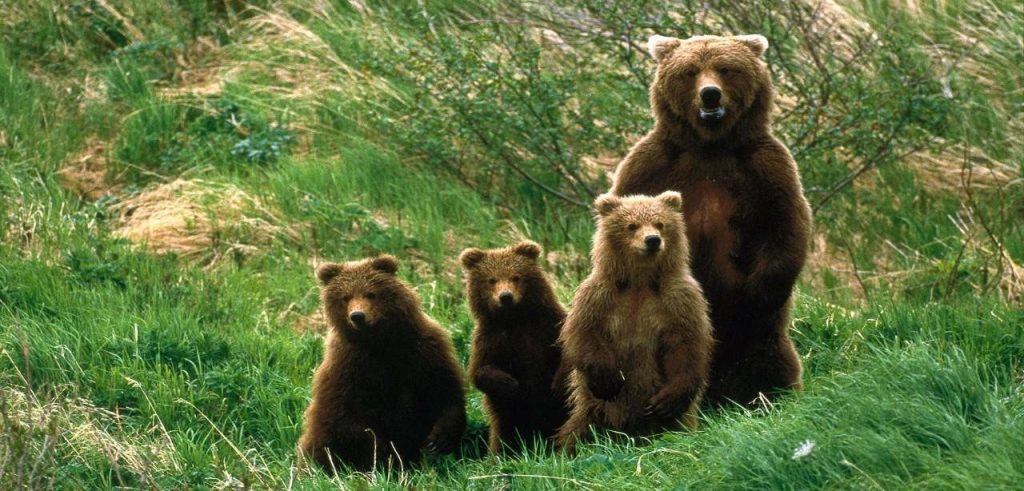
[1,0,1021,488]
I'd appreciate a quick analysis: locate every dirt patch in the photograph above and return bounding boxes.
[111,179,300,264]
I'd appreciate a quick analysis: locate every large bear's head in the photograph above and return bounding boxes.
[316,255,419,338]
[593,191,688,266]
[647,34,772,142]
[459,241,551,316]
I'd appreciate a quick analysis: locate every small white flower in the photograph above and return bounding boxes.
[792,439,816,460]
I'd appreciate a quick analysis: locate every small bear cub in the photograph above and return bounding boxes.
[556,192,713,452]
[460,241,569,454]
[298,255,466,473]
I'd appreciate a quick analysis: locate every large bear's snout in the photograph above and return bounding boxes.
[349,310,366,325]
[700,86,722,108]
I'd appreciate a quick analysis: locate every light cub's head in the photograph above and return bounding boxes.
[594,191,687,261]
[315,255,418,335]
[648,33,771,141]
[460,241,549,314]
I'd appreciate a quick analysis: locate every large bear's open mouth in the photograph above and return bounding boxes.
[699,106,727,123]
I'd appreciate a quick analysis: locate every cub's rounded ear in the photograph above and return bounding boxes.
[648,34,681,62]
[657,191,683,212]
[459,248,486,269]
[370,255,399,274]
[316,263,344,285]
[594,193,622,217]
[735,34,769,57]
[513,240,542,260]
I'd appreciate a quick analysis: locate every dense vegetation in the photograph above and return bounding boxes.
[1,0,1021,488]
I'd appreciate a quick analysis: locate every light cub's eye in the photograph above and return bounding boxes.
[719,67,730,75]
[364,292,376,300]
[628,223,639,231]
[655,222,665,230]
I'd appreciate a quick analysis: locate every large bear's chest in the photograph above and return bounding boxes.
[676,153,745,285]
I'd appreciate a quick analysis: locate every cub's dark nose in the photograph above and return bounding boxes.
[349,311,366,324]
[644,235,662,251]
[498,291,514,306]
[700,86,722,108]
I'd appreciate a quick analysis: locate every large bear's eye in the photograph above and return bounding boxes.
[628,223,639,231]
[718,67,730,75]
[685,69,698,78]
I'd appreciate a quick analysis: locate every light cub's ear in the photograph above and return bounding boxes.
[735,34,769,57]
[459,248,486,269]
[657,191,683,212]
[370,255,399,275]
[594,193,622,217]
[512,240,542,260]
[316,262,344,285]
[648,34,681,62]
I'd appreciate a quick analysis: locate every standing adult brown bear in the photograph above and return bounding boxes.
[460,241,569,454]
[611,34,812,407]
[556,192,712,452]
[297,255,466,473]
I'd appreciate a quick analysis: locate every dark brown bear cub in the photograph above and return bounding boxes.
[460,241,569,454]
[297,255,466,473]
[612,34,811,407]
[556,192,712,453]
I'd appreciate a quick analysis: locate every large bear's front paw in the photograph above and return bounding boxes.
[424,430,459,455]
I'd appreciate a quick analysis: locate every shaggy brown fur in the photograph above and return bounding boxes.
[555,192,712,452]
[297,255,466,473]
[611,34,811,407]
[461,241,569,454]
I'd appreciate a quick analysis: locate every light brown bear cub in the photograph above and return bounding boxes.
[461,241,569,454]
[556,192,712,452]
[612,34,811,407]
[298,255,466,473]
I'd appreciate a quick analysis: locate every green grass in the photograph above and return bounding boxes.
[1,0,1021,489]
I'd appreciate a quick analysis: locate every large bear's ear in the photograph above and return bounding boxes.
[459,248,486,269]
[512,240,542,260]
[594,193,622,217]
[370,255,399,275]
[316,262,344,285]
[735,34,768,57]
[648,34,681,62]
[657,191,683,212]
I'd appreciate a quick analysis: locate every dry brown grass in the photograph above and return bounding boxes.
[160,36,228,99]
[907,139,1020,194]
[58,138,118,200]
[797,0,878,57]
[111,179,301,265]
[804,232,868,299]
[231,5,401,103]
[0,385,178,487]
